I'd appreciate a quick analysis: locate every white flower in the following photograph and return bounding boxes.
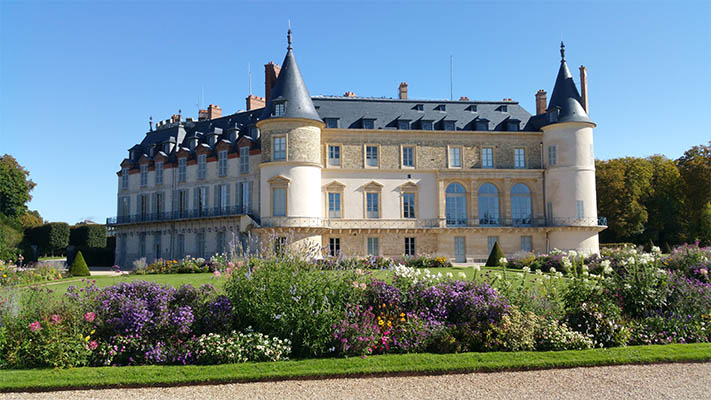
[522,266,531,273]
[495,273,503,280]
[549,267,556,274]
[446,272,454,278]
[652,246,661,254]
[472,265,481,272]
[536,269,543,275]
[458,272,466,279]
[568,250,578,258]
[499,257,508,265]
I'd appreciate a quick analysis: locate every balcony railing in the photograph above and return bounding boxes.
[106,206,256,225]
[259,216,608,229]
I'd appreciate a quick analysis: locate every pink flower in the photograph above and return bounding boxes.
[88,341,98,351]
[84,312,96,323]
[700,268,708,275]
[213,270,222,278]
[29,321,42,332]
[50,314,62,324]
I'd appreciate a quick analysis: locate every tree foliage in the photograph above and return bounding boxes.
[69,224,107,248]
[0,155,36,218]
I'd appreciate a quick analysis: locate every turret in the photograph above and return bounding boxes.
[256,30,325,252]
[542,42,601,254]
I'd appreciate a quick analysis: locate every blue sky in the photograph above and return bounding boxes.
[1,0,709,224]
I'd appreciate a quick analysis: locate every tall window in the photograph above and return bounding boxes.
[328,145,341,166]
[445,183,467,226]
[405,237,416,256]
[216,231,225,255]
[178,190,188,217]
[139,232,146,258]
[548,145,557,166]
[328,192,341,218]
[237,181,252,213]
[119,196,130,217]
[198,154,207,180]
[140,165,148,186]
[240,147,250,173]
[366,192,379,218]
[140,194,149,220]
[328,238,341,257]
[576,200,585,219]
[177,234,185,258]
[218,150,228,177]
[155,161,164,185]
[402,146,414,167]
[482,147,494,168]
[197,186,208,214]
[274,102,285,116]
[154,192,164,218]
[514,148,525,169]
[218,184,229,212]
[154,232,162,260]
[197,232,205,258]
[449,147,462,168]
[478,183,500,225]
[178,158,187,182]
[511,183,532,226]
[121,168,129,189]
[367,237,379,256]
[487,236,499,253]
[272,188,286,216]
[273,136,286,161]
[521,236,533,252]
[366,145,378,167]
[403,193,416,219]
[546,202,554,224]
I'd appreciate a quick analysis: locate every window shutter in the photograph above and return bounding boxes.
[246,181,253,212]
[193,188,199,211]
[214,185,219,208]
[126,197,131,218]
[225,185,230,210]
[152,193,158,214]
[236,182,243,212]
[172,190,178,213]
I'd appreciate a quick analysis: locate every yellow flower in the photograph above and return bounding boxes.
[399,313,405,317]
[84,335,90,341]
[400,317,406,322]
[90,330,95,335]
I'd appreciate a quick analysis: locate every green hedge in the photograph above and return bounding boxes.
[24,222,69,257]
[69,250,90,276]
[69,224,107,248]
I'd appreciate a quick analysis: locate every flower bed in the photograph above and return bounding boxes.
[1,244,709,369]
[0,259,65,287]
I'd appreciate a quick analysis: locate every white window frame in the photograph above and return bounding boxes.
[155,161,164,185]
[274,102,285,117]
[240,147,250,174]
[178,158,187,183]
[365,145,379,168]
[328,144,341,167]
[402,145,415,168]
[449,146,462,168]
[405,237,416,256]
[366,192,380,219]
[218,150,228,177]
[328,237,341,257]
[328,192,342,218]
[521,235,533,252]
[197,154,207,180]
[548,145,557,166]
[514,148,525,169]
[402,192,416,219]
[272,187,287,216]
[482,147,494,168]
[140,165,148,187]
[273,136,287,161]
[367,237,379,256]
[121,168,129,189]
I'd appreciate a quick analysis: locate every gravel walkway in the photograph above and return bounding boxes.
[2,362,709,400]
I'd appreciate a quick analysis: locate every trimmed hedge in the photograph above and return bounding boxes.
[69,224,107,248]
[485,241,505,267]
[24,222,69,257]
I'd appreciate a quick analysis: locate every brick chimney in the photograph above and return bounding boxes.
[265,62,281,103]
[344,91,356,97]
[398,82,408,100]
[535,90,547,115]
[246,94,266,111]
[579,65,588,113]
[459,96,469,101]
[198,104,222,121]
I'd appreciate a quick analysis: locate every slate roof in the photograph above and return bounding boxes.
[312,97,532,131]
[260,30,322,123]
[546,42,593,125]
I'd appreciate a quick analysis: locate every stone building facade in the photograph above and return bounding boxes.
[109,33,605,267]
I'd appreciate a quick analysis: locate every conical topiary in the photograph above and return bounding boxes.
[69,250,91,277]
[485,241,505,267]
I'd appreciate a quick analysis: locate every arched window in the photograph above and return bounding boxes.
[446,183,467,226]
[478,183,499,225]
[511,183,532,226]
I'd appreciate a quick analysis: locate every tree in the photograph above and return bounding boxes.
[677,142,711,243]
[19,210,44,228]
[0,155,36,218]
[642,156,685,245]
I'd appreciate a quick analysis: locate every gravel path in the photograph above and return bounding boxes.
[2,362,709,400]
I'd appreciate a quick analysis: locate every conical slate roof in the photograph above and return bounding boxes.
[260,31,322,123]
[547,42,593,124]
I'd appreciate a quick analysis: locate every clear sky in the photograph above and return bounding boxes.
[1,0,709,224]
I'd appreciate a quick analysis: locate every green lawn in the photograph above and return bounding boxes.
[0,343,709,392]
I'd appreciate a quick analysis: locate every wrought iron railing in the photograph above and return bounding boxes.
[106,206,256,225]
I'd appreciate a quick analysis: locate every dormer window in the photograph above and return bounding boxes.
[274,101,286,117]
[413,104,424,111]
[361,118,375,129]
[435,104,446,112]
[468,105,478,112]
[397,119,410,130]
[420,120,433,130]
[442,120,456,131]
[497,105,508,112]
[475,120,489,131]
[324,118,339,129]
[129,150,135,160]
[507,120,520,131]
[163,143,170,154]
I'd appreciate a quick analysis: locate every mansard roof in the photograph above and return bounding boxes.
[545,42,593,125]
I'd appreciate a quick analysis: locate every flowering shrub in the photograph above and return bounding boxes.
[193,331,291,364]
[0,260,64,287]
[663,243,711,283]
[140,257,219,274]
[398,255,452,269]
[535,317,594,351]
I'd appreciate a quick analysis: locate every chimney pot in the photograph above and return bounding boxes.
[459,96,469,101]
[265,62,282,103]
[535,90,547,115]
[344,91,356,97]
[579,65,589,113]
[398,82,408,100]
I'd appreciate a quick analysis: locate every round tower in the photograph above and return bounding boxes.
[257,30,325,254]
[542,42,601,254]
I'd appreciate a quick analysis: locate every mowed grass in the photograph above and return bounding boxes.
[0,343,709,392]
